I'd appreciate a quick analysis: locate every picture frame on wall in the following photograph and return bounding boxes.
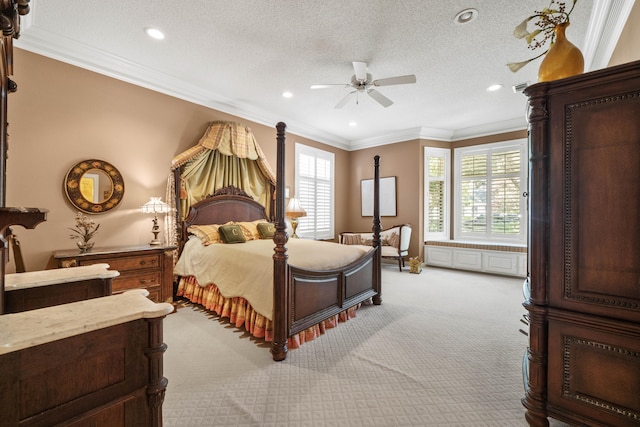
[361,176,397,217]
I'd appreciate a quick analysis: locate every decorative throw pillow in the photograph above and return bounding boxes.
[235,220,267,240]
[340,234,363,245]
[387,232,400,249]
[257,222,276,239]
[187,224,222,246]
[219,224,247,243]
[362,238,374,246]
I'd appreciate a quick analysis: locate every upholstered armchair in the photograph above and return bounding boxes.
[340,224,412,271]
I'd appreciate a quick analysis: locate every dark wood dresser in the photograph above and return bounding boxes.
[54,245,176,303]
[522,60,640,426]
[0,290,171,426]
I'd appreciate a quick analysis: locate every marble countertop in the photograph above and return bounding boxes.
[5,263,120,291]
[0,289,173,355]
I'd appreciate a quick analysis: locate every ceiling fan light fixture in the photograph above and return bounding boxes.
[314,61,416,109]
[454,8,478,25]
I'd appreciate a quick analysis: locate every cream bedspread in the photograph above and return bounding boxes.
[174,238,372,320]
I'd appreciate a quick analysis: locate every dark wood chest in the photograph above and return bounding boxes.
[522,60,640,426]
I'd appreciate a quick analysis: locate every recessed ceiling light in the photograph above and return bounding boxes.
[144,27,165,40]
[282,91,293,98]
[349,121,357,127]
[454,8,478,25]
[486,84,503,92]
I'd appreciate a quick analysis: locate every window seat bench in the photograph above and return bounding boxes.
[424,240,527,277]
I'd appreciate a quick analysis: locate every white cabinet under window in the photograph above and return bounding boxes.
[424,243,526,277]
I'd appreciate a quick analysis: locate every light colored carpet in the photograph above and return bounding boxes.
[162,265,569,426]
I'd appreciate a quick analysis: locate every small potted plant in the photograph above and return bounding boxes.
[69,211,100,252]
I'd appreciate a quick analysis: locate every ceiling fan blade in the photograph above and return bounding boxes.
[373,74,417,86]
[335,91,356,109]
[310,83,350,89]
[367,89,393,108]
[352,61,367,81]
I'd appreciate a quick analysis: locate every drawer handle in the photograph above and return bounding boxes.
[139,279,155,284]
[138,260,157,266]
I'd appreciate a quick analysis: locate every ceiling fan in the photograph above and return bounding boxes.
[311,61,416,108]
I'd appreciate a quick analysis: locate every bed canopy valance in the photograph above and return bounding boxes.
[168,121,277,245]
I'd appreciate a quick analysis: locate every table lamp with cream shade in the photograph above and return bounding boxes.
[286,197,306,238]
[141,197,171,245]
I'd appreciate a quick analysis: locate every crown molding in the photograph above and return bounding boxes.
[15,23,353,151]
[583,0,636,70]
[15,0,632,152]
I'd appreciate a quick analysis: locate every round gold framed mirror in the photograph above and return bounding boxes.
[64,159,125,214]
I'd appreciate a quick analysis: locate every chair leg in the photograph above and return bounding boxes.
[398,258,402,272]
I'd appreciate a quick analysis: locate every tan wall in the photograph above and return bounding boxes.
[347,140,422,259]
[608,0,640,66]
[346,131,530,261]
[7,49,349,272]
[7,4,638,272]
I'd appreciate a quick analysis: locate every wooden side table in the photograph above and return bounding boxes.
[54,245,176,303]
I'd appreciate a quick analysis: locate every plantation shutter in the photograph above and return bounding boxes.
[455,140,527,243]
[491,150,521,235]
[295,143,334,240]
[460,154,488,233]
[424,147,450,240]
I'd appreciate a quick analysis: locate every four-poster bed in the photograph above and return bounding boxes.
[173,122,383,361]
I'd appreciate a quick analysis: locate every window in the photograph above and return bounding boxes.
[424,147,450,241]
[294,143,334,240]
[454,139,527,244]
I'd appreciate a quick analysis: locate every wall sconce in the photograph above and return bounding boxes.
[286,197,306,238]
[141,197,170,245]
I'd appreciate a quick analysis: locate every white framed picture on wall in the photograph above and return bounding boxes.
[361,176,396,217]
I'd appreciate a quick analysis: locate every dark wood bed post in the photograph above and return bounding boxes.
[271,121,288,361]
[372,155,382,305]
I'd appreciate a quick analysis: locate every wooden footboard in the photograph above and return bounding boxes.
[289,246,380,335]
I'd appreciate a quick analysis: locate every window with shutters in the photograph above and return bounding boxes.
[424,147,450,241]
[454,139,527,244]
[294,143,334,240]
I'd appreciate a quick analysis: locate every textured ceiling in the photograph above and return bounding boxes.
[15,0,634,150]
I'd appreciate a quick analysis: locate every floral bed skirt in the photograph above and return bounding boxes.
[176,276,359,350]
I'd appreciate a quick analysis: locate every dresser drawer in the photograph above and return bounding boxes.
[86,254,160,272]
[113,271,161,293]
[145,286,162,303]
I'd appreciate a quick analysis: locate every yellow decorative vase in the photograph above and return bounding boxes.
[538,22,584,82]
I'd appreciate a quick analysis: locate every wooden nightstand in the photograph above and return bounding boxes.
[54,245,176,303]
